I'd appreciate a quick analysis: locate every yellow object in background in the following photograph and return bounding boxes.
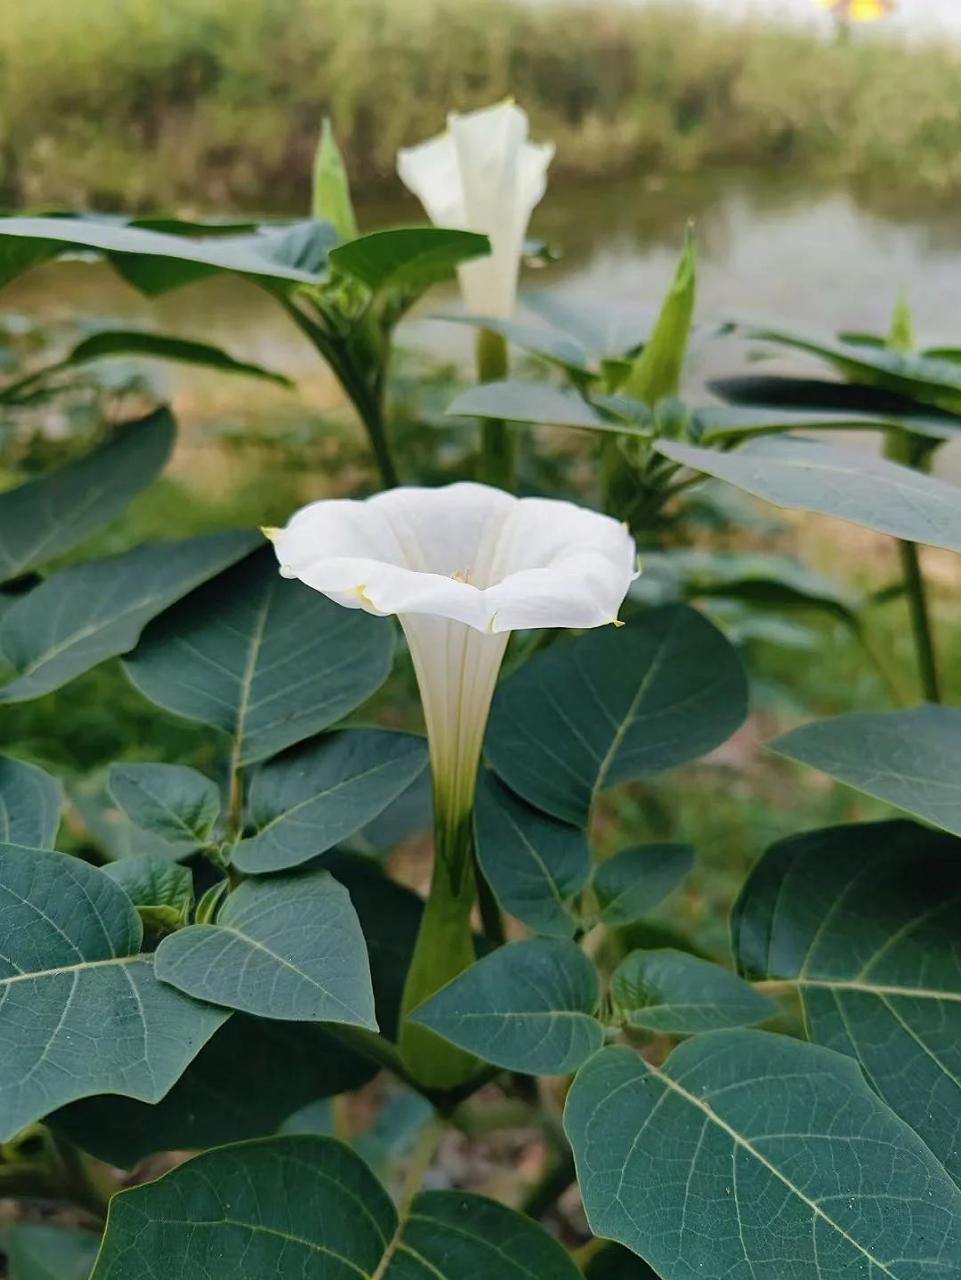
[816,0,891,22]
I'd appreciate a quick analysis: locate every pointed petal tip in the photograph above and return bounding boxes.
[260,526,282,543]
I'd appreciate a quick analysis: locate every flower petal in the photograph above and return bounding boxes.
[397,129,467,229]
[272,483,636,635]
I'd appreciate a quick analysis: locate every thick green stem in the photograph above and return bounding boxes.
[476,328,514,491]
[399,838,479,1089]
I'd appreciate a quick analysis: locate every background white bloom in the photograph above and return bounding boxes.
[397,102,554,318]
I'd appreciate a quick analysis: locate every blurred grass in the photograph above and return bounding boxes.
[3,0,961,212]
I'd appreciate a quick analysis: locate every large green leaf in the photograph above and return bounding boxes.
[4,1224,99,1280]
[447,380,624,431]
[592,844,693,926]
[733,819,961,1187]
[0,215,325,292]
[91,1135,581,1280]
[0,844,226,1139]
[124,547,393,765]
[0,531,258,703]
[486,605,748,827]
[411,938,603,1074]
[658,436,961,552]
[773,705,961,836]
[329,226,488,293]
[108,762,220,855]
[54,1014,375,1168]
[474,771,589,938]
[611,949,776,1033]
[566,1032,961,1279]
[0,409,173,583]
[155,870,376,1029]
[0,755,61,847]
[64,330,291,386]
[233,729,428,874]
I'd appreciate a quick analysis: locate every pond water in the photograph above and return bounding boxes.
[5,168,961,472]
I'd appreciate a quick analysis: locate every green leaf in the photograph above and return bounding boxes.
[54,1013,376,1168]
[709,373,961,439]
[622,232,695,404]
[688,402,961,443]
[155,870,377,1029]
[0,409,173,583]
[0,215,326,292]
[104,856,194,933]
[486,605,748,827]
[448,379,624,431]
[124,546,393,765]
[66,330,291,386]
[0,755,61,847]
[0,844,226,1139]
[411,938,603,1074]
[746,324,961,413]
[312,119,358,241]
[566,1032,961,1279]
[474,771,589,938]
[659,435,961,552]
[733,819,961,1187]
[0,531,258,703]
[326,854,422,1041]
[631,549,860,626]
[436,314,592,373]
[593,843,694,926]
[611,949,776,1032]
[329,227,489,293]
[91,1135,581,1280]
[522,289,652,359]
[4,1224,99,1280]
[108,762,220,855]
[772,705,961,835]
[233,729,428,875]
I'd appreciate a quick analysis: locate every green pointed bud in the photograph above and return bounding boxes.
[622,227,696,406]
[887,292,915,354]
[312,118,358,241]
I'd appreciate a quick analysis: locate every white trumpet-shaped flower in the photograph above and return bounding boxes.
[272,482,634,818]
[397,102,554,319]
[270,482,635,1087]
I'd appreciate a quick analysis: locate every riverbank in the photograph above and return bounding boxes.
[3,0,961,213]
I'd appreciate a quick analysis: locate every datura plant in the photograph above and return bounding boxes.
[268,482,635,1086]
[0,104,958,1280]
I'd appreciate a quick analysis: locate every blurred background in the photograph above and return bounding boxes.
[2,0,960,958]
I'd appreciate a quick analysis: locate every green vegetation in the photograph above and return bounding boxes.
[3,0,961,212]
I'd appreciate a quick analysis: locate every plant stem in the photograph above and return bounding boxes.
[398,846,480,1089]
[898,537,941,703]
[278,294,398,488]
[884,429,941,703]
[476,328,514,490]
